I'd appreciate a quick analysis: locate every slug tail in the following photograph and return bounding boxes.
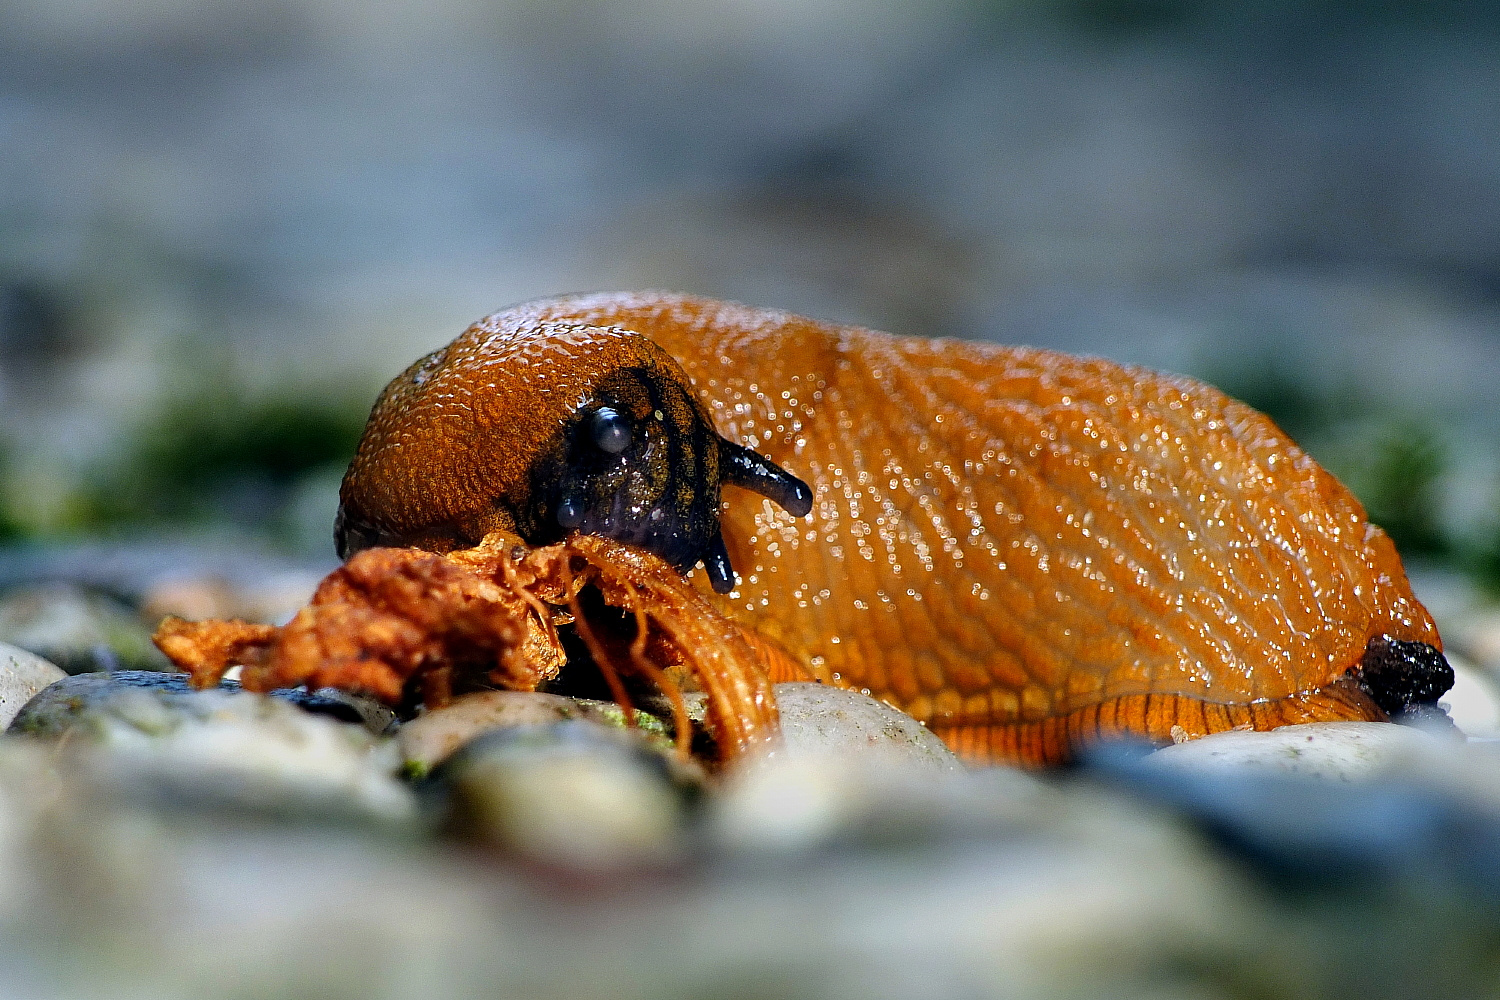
[1349,635,1454,718]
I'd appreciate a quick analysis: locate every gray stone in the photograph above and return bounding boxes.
[398,690,674,777]
[712,748,1039,854]
[432,722,699,869]
[6,671,411,823]
[305,687,398,737]
[0,583,170,674]
[9,670,394,738]
[772,681,960,769]
[0,640,65,729]
[1145,721,1452,780]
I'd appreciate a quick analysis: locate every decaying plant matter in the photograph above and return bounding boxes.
[154,533,783,762]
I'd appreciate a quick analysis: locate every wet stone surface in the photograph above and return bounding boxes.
[9,670,396,739]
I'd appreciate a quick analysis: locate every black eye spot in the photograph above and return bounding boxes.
[590,406,632,455]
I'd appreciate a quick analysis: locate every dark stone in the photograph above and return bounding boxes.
[1351,635,1455,716]
[1080,744,1500,899]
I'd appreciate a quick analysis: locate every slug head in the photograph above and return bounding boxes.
[335,320,811,594]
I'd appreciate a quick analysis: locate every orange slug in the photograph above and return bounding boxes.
[332,291,1452,766]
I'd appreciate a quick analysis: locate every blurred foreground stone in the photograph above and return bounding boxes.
[1,560,1499,996]
[429,722,702,870]
[0,711,1498,997]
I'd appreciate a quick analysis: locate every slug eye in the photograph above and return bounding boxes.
[589,407,632,455]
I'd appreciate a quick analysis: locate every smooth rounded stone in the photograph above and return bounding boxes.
[305,687,398,736]
[432,722,699,869]
[399,690,673,777]
[9,670,395,738]
[0,582,170,673]
[1440,652,1500,738]
[7,673,412,823]
[1146,722,1452,780]
[0,737,66,913]
[712,750,1041,854]
[0,640,66,729]
[771,681,960,769]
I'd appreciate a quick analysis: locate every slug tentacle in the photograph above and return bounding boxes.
[720,440,815,517]
[703,529,737,595]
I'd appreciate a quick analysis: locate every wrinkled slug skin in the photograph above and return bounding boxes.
[357,292,1442,764]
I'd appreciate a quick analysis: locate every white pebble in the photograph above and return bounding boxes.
[771,682,960,769]
[0,641,66,730]
[1146,721,1451,781]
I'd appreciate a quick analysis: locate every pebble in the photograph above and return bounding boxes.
[398,690,675,777]
[1145,721,1451,781]
[772,681,961,769]
[0,640,65,729]
[7,671,411,823]
[431,722,699,869]
[712,750,1034,854]
[302,687,398,736]
[9,670,395,738]
[0,582,170,673]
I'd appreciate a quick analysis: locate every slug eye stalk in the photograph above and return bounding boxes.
[720,440,814,518]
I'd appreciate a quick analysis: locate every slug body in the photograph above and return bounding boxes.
[338,292,1448,764]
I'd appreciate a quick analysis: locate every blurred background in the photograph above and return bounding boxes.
[1,0,1498,583]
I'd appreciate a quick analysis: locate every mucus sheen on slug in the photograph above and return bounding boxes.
[336,291,1450,765]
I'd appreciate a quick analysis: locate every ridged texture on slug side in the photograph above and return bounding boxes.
[458,293,1440,764]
